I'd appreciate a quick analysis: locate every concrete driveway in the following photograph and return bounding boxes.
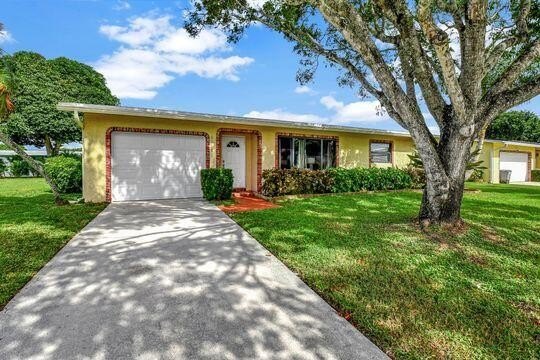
[0,200,387,360]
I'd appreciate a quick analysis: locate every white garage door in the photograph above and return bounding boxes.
[500,152,528,182]
[111,132,206,201]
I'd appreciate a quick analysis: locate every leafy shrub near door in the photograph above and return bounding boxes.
[44,155,82,193]
[532,170,540,182]
[201,168,234,200]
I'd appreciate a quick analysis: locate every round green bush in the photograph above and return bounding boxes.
[200,168,234,200]
[44,155,82,193]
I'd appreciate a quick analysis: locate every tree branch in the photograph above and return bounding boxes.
[487,39,540,97]
[481,74,540,127]
[417,0,467,123]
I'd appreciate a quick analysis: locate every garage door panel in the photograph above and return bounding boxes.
[500,152,528,182]
[111,132,205,201]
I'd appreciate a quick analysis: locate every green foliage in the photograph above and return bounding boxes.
[403,166,426,189]
[467,168,485,183]
[532,170,540,182]
[261,167,412,197]
[0,142,10,150]
[5,155,45,177]
[44,155,82,193]
[9,158,32,177]
[200,168,233,200]
[0,158,8,177]
[328,167,412,193]
[486,111,540,143]
[2,51,119,150]
[261,168,334,197]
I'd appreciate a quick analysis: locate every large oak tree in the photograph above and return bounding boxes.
[186,0,540,225]
[3,51,119,156]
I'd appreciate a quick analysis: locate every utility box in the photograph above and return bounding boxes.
[499,170,512,184]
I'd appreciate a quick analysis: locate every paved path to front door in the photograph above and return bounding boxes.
[0,200,387,360]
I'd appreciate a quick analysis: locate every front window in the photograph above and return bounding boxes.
[370,141,392,163]
[279,136,336,170]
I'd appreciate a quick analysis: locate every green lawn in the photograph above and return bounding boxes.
[231,183,540,359]
[0,178,106,309]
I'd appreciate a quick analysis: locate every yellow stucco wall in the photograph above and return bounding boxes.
[81,113,537,202]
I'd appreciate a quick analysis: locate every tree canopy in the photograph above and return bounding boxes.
[3,51,119,155]
[186,0,540,225]
[486,110,540,142]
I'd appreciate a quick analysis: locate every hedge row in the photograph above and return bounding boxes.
[261,167,413,197]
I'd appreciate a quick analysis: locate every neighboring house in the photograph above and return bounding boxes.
[57,103,540,203]
[0,150,48,177]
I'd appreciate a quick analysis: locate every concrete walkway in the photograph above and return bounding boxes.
[0,200,387,360]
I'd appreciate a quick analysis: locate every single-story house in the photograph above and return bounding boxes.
[57,103,540,203]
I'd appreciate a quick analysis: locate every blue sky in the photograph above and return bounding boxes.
[1,0,539,133]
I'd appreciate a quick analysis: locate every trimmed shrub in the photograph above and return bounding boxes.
[261,168,333,197]
[201,168,233,200]
[329,167,412,192]
[532,169,540,182]
[261,167,412,197]
[44,155,82,193]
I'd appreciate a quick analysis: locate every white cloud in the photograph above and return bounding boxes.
[244,109,327,123]
[113,0,131,11]
[95,15,253,99]
[0,29,13,44]
[294,85,315,95]
[320,95,389,123]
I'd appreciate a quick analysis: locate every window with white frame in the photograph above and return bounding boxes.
[278,136,337,170]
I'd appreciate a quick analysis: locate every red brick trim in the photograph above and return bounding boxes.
[216,128,262,192]
[499,150,533,181]
[105,127,210,202]
[274,132,340,168]
[369,139,394,166]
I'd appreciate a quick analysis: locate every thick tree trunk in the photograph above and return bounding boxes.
[0,130,68,205]
[419,176,465,226]
[417,121,472,227]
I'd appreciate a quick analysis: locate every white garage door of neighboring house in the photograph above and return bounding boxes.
[111,132,206,201]
[500,151,529,182]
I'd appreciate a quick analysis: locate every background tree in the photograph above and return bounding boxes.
[486,110,540,142]
[186,0,540,226]
[0,52,67,204]
[3,51,119,155]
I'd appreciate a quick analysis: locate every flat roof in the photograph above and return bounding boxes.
[57,102,540,148]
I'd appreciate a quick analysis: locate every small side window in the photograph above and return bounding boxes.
[370,141,392,163]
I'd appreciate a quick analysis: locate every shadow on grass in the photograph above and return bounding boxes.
[231,187,540,358]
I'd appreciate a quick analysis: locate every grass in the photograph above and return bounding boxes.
[0,178,106,309]
[230,183,540,359]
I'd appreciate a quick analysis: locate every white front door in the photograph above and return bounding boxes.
[500,151,528,182]
[222,135,246,188]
